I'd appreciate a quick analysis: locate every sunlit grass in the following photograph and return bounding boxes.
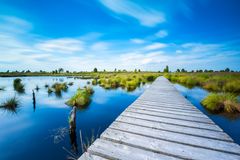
[93,73,159,91]
[165,73,240,93]
[201,93,240,113]
[66,87,94,108]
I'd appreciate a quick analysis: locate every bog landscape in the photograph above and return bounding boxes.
[0,0,240,160]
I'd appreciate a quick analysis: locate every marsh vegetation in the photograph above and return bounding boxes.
[0,96,19,113]
[13,78,25,93]
[66,86,94,108]
[165,72,240,113]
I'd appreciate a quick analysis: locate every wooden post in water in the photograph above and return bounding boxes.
[32,90,36,112]
[69,106,78,153]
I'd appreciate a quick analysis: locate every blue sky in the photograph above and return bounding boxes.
[0,0,240,71]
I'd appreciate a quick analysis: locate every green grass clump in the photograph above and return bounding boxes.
[92,79,98,85]
[0,96,20,113]
[95,73,159,91]
[52,82,68,93]
[13,78,25,93]
[0,86,5,91]
[201,93,240,113]
[165,73,240,93]
[66,87,94,107]
[84,86,94,95]
[223,80,240,93]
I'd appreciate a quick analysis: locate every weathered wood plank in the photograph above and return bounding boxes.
[109,121,240,154]
[101,129,240,160]
[126,108,213,124]
[116,116,232,142]
[122,111,222,131]
[131,104,205,116]
[87,139,178,160]
[79,153,108,160]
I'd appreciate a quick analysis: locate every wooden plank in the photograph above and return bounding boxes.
[122,112,222,131]
[131,104,205,115]
[87,139,178,160]
[125,108,213,124]
[109,121,240,154]
[79,153,108,160]
[133,102,198,111]
[79,77,240,160]
[101,129,240,160]
[133,101,195,108]
[116,116,232,142]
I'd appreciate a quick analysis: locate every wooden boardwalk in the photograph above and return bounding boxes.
[79,77,240,160]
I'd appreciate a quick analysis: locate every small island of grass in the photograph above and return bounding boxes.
[66,86,94,108]
[201,93,240,113]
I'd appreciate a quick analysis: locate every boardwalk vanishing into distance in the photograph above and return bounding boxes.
[79,77,240,160]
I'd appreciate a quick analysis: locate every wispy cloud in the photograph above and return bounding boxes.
[99,0,165,27]
[35,38,84,54]
[155,30,168,38]
[144,43,167,50]
[130,38,145,44]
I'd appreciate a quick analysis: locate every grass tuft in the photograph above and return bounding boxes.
[201,93,240,113]
[0,96,20,113]
[13,78,25,93]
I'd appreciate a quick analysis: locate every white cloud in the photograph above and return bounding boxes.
[0,15,32,33]
[176,50,183,54]
[35,38,84,54]
[99,0,165,27]
[91,42,109,51]
[144,42,167,50]
[155,30,168,38]
[130,38,145,44]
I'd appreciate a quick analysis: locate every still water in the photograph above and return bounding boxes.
[175,84,240,145]
[0,77,147,160]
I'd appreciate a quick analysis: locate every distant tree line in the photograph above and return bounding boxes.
[0,67,238,74]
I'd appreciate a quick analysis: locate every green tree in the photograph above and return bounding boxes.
[93,68,98,72]
[225,68,230,72]
[176,69,180,72]
[58,68,64,73]
[163,65,169,73]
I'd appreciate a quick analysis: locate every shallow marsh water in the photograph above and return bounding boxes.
[0,76,147,160]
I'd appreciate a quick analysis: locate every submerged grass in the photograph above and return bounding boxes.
[201,93,240,113]
[0,96,20,113]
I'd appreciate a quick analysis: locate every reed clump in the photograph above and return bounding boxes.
[66,86,94,107]
[201,93,240,113]
[13,78,25,93]
[165,73,240,93]
[93,73,159,91]
[0,96,20,113]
